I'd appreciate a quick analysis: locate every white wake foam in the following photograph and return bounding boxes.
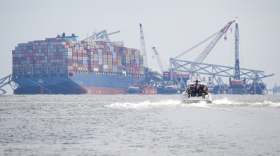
[211,97,280,108]
[106,100,182,109]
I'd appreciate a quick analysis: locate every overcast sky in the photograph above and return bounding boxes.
[0,0,279,94]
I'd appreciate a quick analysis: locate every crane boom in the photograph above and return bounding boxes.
[140,23,148,68]
[194,20,235,63]
[175,31,220,59]
[152,47,164,72]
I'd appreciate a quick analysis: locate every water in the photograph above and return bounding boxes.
[0,94,280,156]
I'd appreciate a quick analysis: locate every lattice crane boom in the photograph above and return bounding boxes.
[194,20,235,63]
[140,23,148,68]
[152,47,164,72]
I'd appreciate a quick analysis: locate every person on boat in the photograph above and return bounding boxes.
[205,87,209,95]
[191,85,195,97]
[199,85,203,96]
[196,85,199,97]
[202,87,206,98]
[186,87,190,98]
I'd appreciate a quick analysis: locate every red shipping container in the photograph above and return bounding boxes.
[62,45,69,48]
[117,66,122,69]
[68,69,73,73]
[113,62,117,66]
[94,61,99,65]
[73,67,78,70]
[101,42,106,45]
[88,55,94,58]
[82,64,87,67]
[93,65,99,68]
[82,50,87,53]
[113,59,117,62]
[96,42,101,45]
[79,44,84,47]
[78,64,83,67]
[108,69,113,72]
[93,50,98,54]
[72,60,77,63]
[72,49,77,53]
[117,56,121,59]
[78,53,82,57]
[89,48,95,52]
[103,52,108,55]
[72,52,77,56]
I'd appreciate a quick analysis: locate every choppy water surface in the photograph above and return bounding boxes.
[0,94,280,156]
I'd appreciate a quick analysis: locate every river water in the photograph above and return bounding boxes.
[0,94,280,156]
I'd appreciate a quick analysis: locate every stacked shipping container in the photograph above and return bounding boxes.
[12,38,144,76]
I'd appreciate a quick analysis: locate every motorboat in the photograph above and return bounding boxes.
[182,78,212,104]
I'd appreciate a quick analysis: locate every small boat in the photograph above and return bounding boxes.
[182,77,212,104]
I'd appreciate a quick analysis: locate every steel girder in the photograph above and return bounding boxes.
[169,58,274,90]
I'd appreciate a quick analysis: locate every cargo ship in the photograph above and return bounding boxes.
[12,33,147,94]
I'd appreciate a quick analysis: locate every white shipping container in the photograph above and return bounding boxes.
[103,65,108,68]
[82,57,87,60]
[107,43,111,46]
[94,68,98,71]
[98,49,102,53]
[95,45,100,48]
[126,60,130,63]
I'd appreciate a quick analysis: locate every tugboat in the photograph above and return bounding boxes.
[182,75,212,104]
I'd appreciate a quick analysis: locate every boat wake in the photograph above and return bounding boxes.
[211,97,280,108]
[106,98,280,109]
[106,100,182,109]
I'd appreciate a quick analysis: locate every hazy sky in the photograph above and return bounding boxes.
[0,0,279,94]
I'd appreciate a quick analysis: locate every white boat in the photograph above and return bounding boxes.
[182,80,212,104]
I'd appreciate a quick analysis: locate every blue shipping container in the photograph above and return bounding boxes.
[126,70,131,74]
[78,60,83,64]
[118,69,122,73]
[140,61,143,64]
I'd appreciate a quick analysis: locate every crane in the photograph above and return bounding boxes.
[234,17,240,80]
[82,30,120,41]
[194,20,235,63]
[140,23,148,68]
[174,20,235,63]
[152,47,165,72]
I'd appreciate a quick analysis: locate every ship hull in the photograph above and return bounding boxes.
[13,73,145,95]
